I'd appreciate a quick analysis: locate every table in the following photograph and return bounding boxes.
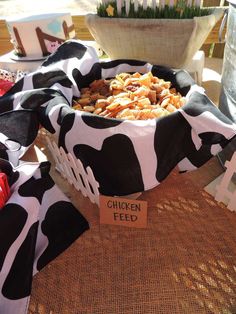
[0,6,234,306]
[8,56,236,314]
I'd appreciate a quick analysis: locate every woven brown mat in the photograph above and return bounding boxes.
[27,142,236,314]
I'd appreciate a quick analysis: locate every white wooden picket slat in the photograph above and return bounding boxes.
[46,135,100,205]
[215,152,236,212]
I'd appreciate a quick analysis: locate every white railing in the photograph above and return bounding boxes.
[100,0,201,16]
[46,136,100,205]
[215,152,236,212]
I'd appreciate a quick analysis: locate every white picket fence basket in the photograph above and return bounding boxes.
[215,151,236,212]
[205,151,236,212]
[46,136,100,205]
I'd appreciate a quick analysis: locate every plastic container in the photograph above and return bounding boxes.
[219,1,236,122]
[218,0,236,181]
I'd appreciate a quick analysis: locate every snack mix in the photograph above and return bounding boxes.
[73,72,186,120]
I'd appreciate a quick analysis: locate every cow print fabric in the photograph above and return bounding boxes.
[0,39,236,313]
[1,40,236,194]
[0,159,89,314]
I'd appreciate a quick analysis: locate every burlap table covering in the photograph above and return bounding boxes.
[27,133,236,314]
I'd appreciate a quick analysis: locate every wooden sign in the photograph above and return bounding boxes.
[99,195,147,228]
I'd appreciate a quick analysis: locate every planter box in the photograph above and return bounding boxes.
[86,8,223,68]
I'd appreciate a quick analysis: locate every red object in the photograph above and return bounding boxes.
[0,79,14,96]
[0,173,10,209]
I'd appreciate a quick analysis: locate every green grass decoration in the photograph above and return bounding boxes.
[97,2,211,19]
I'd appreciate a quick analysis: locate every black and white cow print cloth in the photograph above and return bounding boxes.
[0,39,236,313]
[1,39,236,197]
[0,158,89,314]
